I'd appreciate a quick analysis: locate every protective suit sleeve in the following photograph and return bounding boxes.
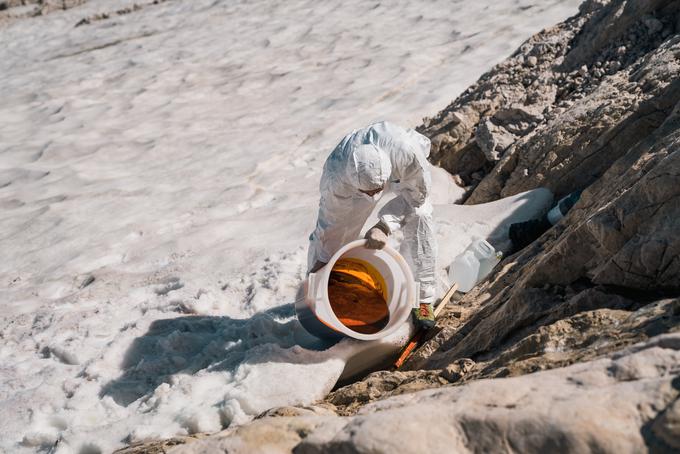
[375,127,437,305]
[378,196,437,305]
[378,153,432,232]
[377,156,437,305]
[307,170,375,273]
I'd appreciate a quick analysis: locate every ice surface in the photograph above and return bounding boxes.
[0,0,579,452]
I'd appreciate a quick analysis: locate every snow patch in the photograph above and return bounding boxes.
[0,0,580,452]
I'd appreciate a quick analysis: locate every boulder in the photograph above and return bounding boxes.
[154,335,680,454]
[475,118,516,161]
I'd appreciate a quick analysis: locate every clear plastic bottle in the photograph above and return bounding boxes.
[510,190,582,251]
[547,190,582,225]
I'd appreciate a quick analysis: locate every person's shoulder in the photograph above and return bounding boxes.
[367,120,404,132]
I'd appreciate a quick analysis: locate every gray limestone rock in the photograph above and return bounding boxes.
[147,335,680,454]
[475,118,516,161]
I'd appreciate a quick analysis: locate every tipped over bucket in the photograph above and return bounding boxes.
[295,240,417,340]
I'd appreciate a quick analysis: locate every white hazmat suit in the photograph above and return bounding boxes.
[308,121,437,305]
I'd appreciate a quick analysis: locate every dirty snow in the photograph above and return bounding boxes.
[0,0,579,452]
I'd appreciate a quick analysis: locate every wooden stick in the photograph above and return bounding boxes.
[393,283,458,369]
[435,283,458,318]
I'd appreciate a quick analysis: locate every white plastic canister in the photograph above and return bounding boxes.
[295,240,417,340]
[449,250,480,293]
[448,238,501,293]
[468,239,499,281]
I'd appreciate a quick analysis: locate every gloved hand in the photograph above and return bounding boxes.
[364,222,389,249]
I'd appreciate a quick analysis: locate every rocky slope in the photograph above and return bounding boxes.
[118,0,680,452]
[125,334,680,453]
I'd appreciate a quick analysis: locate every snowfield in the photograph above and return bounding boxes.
[1,0,579,452]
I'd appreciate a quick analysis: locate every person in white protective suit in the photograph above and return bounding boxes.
[307,121,438,328]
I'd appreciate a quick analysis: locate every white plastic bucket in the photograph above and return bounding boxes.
[295,240,417,340]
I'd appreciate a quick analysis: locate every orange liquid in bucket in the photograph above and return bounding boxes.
[328,258,389,334]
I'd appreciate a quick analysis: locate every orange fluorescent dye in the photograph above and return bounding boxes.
[328,258,389,334]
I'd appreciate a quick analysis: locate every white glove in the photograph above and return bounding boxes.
[364,223,389,249]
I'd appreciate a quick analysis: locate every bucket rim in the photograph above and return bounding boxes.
[316,239,416,340]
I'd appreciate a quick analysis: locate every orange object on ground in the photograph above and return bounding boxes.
[328,258,390,334]
[393,282,459,369]
[393,331,424,369]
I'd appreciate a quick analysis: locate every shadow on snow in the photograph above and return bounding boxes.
[100,304,338,406]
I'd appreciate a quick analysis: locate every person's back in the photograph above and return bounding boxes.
[321,121,431,200]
